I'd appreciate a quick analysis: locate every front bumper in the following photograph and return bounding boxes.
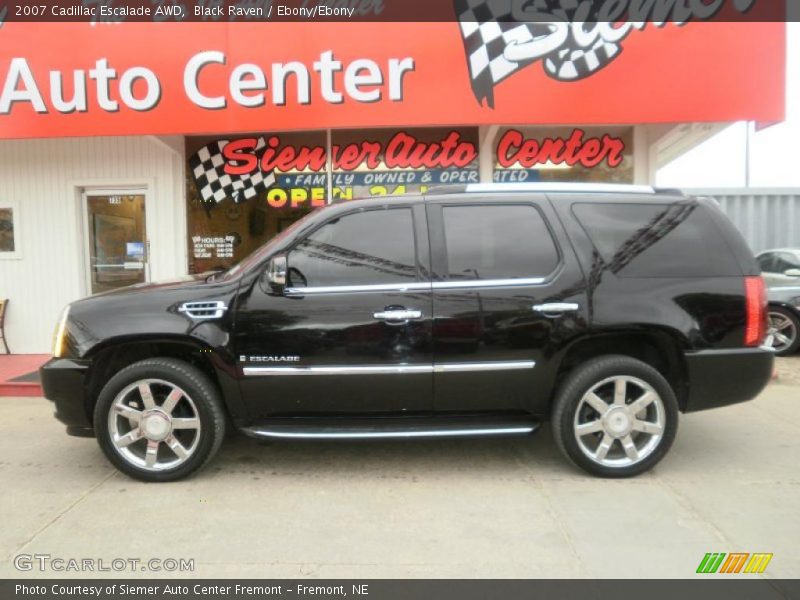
[683,346,774,413]
[40,358,94,437]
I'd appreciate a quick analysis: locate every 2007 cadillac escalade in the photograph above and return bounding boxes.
[41,183,774,482]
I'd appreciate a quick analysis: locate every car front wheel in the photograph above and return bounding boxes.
[94,358,226,482]
[552,355,679,478]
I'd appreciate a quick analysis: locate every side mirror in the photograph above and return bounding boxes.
[785,268,800,278]
[264,255,287,293]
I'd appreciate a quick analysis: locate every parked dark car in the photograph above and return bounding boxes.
[41,183,774,482]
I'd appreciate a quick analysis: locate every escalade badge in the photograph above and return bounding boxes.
[240,355,300,362]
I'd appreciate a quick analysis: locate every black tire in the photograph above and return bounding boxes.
[94,358,226,482]
[767,307,800,357]
[551,355,679,478]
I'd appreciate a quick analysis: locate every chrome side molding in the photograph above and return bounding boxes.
[242,360,535,377]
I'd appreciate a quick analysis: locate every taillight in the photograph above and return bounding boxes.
[744,276,767,347]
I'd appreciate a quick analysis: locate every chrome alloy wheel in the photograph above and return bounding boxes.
[766,311,798,354]
[573,375,665,468]
[108,379,202,471]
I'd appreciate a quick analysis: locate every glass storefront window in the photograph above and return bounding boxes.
[185,126,633,274]
[330,127,479,201]
[493,126,634,184]
[0,207,15,254]
[186,131,327,274]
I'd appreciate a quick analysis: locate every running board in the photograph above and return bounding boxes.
[240,416,540,441]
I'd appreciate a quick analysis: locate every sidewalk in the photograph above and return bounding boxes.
[0,354,48,397]
[1,370,798,578]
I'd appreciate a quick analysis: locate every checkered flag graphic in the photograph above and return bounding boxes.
[189,138,275,203]
[455,0,629,107]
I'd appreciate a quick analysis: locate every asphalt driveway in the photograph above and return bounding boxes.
[1,358,799,579]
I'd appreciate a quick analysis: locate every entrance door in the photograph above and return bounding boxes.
[82,190,148,294]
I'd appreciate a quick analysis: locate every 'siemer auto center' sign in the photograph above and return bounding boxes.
[0,2,786,139]
[190,128,625,203]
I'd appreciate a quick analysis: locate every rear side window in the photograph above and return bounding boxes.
[571,202,741,278]
[442,204,559,280]
[288,208,416,287]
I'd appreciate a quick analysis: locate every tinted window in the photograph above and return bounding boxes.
[288,208,416,287]
[572,202,740,278]
[443,204,559,280]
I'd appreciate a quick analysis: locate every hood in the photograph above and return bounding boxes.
[63,272,241,358]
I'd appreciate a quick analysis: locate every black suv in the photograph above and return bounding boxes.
[41,183,774,482]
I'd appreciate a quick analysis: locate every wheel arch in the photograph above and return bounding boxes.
[550,329,689,412]
[83,335,243,427]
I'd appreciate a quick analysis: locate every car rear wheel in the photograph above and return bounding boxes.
[94,358,226,482]
[552,355,678,478]
[765,307,800,356]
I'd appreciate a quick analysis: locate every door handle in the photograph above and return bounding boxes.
[373,309,422,322]
[532,303,580,317]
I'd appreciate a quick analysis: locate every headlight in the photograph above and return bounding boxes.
[52,305,70,358]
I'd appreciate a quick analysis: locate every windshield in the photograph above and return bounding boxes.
[212,206,328,281]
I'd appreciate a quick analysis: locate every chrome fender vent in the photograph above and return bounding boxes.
[178,300,227,320]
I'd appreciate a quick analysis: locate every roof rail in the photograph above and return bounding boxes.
[428,183,663,195]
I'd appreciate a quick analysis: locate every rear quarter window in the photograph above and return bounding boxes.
[571,202,741,278]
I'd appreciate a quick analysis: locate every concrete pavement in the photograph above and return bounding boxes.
[1,359,799,579]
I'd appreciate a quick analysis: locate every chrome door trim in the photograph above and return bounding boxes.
[282,277,548,296]
[284,282,432,296]
[432,278,545,290]
[242,360,535,377]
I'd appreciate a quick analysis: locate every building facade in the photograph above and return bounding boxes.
[0,19,786,353]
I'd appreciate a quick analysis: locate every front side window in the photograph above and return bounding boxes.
[757,253,776,272]
[774,252,800,274]
[442,204,559,280]
[288,208,417,287]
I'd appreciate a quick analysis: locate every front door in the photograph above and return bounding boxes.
[235,203,434,418]
[82,190,148,294]
[427,195,587,414]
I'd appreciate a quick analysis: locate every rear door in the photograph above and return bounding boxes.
[426,194,588,414]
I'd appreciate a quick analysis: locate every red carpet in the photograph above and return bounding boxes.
[0,354,48,397]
